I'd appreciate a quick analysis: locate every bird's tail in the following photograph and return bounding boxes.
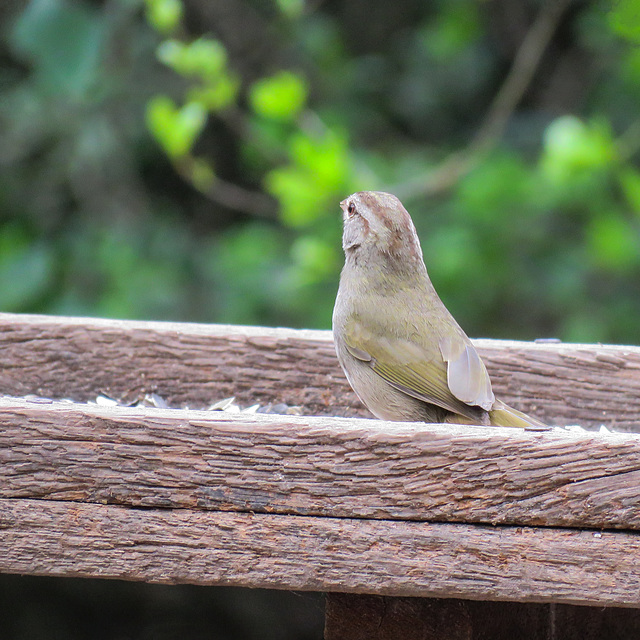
[489,400,549,429]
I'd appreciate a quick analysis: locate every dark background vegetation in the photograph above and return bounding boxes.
[2,0,640,343]
[1,0,640,638]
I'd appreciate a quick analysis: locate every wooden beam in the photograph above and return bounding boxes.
[1,313,640,429]
[2,398,640,530]
[2,498,640,608]
[3,313,640,615]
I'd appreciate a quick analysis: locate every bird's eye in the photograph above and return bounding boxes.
[347,202,356,216]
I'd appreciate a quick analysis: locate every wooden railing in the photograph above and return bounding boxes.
[2,313,640,638]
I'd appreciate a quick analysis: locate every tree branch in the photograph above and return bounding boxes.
[396,0,572,200]
[174,156,278,218]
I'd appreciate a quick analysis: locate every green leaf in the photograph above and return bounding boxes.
[249,71,307,121]
[156,39,184,69]
[144,0,183,34]
[146,96,207,158]
[608,0,640,43]
[289,129,350,188]
[157,38,228,80]
[541,116,615,183]
[10,0,104,98]
[187,38,228,79]
[187,74,239,111]
[586,214,639,271]
[265,129,352,227]
[265,166,319,227]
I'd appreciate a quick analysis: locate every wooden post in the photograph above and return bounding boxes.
[325,595,640,640]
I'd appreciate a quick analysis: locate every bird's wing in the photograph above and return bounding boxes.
[439,334,495,410]
[343,318,494,420]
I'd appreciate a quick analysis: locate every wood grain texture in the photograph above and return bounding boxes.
[1,313,640,429]
[2,498,640,608]
[2,397,640,530]
[325,594,640,640]
[0,313,352,418]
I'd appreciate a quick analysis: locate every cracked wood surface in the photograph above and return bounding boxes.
[2,398,640,530]
[1,498,639,608]
[1,313,640,429]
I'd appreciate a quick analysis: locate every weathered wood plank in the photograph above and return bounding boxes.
[0,313,352,416]
[2,398,640,530]
[324,594,640,640]
[0,313,639,429]
[1,498,640,608]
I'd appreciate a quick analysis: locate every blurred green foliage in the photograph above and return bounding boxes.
[2,0,640,344]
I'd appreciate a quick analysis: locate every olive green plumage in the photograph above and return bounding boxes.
[332,191,546,428]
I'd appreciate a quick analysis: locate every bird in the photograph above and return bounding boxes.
[332,190,547,428]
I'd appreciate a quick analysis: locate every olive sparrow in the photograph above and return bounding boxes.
[332,191,547,428]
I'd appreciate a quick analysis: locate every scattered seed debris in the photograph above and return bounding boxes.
[5,394,618,426]
[87,392,303,416]
[94,395,119,407]
[209,396,237,411]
